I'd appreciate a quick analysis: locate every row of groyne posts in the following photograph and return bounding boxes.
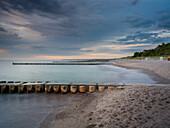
[0,81,124,94]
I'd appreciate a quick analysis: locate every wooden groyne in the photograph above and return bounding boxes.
[0,81,124,94]
[12,62,108,65]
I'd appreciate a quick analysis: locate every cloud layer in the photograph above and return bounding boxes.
[0,0,170,59]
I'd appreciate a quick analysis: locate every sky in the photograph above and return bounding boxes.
[0,0,170,60]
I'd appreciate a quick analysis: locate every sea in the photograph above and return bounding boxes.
[0,60,157,128]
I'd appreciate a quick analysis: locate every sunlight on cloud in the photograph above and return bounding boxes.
[1,23,46,42]
[0,49,8,53]
[0,9,30,25]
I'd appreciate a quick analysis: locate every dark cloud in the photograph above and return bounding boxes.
[0,26,21,40]
[0,0,73,16]
[124,9,170,30]
[158,21,170,29]
[0,32,21,40]
[0,26,7,32]
[123,16,155,28]
[157,13,170,29]
[131,0,139,6]
[31,45,47,50]
[81,50,93,52]
[0,0,170,59]
[0,0,105,40]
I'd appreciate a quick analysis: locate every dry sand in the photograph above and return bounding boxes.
[49,85,170,128]
[112,60,170,80]
[90,85,170,128]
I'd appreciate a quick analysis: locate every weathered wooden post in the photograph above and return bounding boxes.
[98,83,111,92]
[117,86,124,90]
[53,85,60,94]
[70,85,77,94]
[45,84,52,94]
[8,81,19,94]
[79,86,86,93]
[35,85,43,93]
[34,82,44,93]
[61,85,69,94]
[116,84,125,90]
[98,86,105,92]
[27,85,33,94]
[108,86,115,91]
[18,84,25,94]
[72,83,96,93]
[22,83,35,94]
[9,84,15,94]
[0,81,7,94]
[89,86,96,93]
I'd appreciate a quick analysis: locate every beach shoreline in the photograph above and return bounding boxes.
[46,60,170,128]
[112,60,170,80]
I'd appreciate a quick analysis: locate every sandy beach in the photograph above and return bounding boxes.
[112,60,170,80]
[43,60,170,128]
[44,85,170,128]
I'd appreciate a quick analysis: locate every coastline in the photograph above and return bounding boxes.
[112,60,170,80]
[46,60,170,128]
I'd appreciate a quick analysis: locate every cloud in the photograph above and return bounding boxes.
[0,25,21,40]
[0,49,8,53]
[116,30,170,45]
[131,0,139,6]
[0,0,69,16]
[117,31,158,42]
[0,26,7,32]
[123,16,155,28]
[0,0,105,41]
[0,0,170,59]
[0,32,21,40]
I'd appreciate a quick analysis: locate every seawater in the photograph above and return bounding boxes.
[0,60,156,83]
[0,60,156,128]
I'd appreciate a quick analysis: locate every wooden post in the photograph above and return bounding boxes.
[117,86,124,90]
[9,85,16,94]
[53,85,60,94]
[98,86,105,92]
[0,81,6,93]
[70,86,77,94]
[89,86,96,93]
[18,85,25,94]
[1,85,8,94]
[61,85,68,94]
[35,85,42,93]
[27,85,32,94]
[108,86,115,91]
[79,86,86,93]
[45,85,52,94]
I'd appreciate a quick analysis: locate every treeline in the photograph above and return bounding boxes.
[133,43,170,57]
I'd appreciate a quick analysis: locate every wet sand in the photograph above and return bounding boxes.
[40,92,105,128]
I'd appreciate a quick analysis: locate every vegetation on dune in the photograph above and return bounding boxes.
[133,43,170,57]
[121,43,170,59]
